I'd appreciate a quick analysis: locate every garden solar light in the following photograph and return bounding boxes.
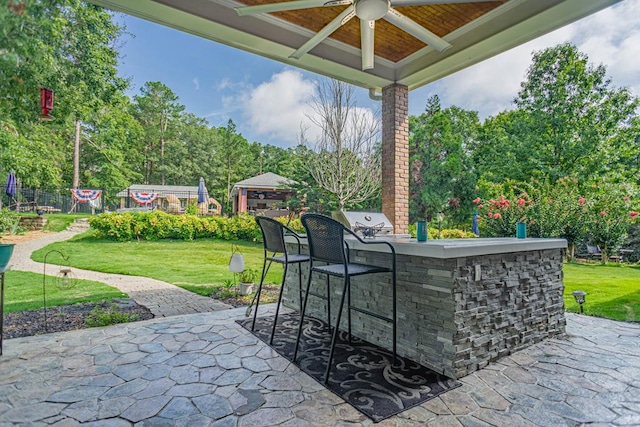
[572,290,587,314]
[57,268,75,289]
[43,250,72,332]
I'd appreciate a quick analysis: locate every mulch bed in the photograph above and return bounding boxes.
[3,285,281,340]
[3,299,154,339]
[211,284,281,307]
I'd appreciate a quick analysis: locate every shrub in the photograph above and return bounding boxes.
[89,211,479,243]
[89,211,263,242]
[0,209,20,235]
[238,268,258,283]
[473,178,640,262]
[407,222,477,239]
[85,304,140,327]
[585,182,639,262]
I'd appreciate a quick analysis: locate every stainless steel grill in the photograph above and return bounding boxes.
[332,211,394,237]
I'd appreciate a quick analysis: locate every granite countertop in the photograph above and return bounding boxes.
[286,235,567,259]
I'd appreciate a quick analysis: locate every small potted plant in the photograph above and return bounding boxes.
[238,268,258,295]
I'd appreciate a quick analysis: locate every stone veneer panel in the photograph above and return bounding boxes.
[282,244,566,379]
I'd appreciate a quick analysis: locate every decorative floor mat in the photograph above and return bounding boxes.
[237,313,461,423]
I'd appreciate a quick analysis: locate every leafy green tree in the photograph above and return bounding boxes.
[475,44,638,184]
[409,96,479,224]
[285,144,338,214]
[212,120,253,215]
[0,0,129,189]
[80,94,144,192]
[0,120,64,188]
[162,112,213,185]
[133,81,185,185]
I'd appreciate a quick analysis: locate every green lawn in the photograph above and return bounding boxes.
[31,230,283,297]
[4,270,127,313]
[43,213,89,232]
[18,213,89,232]
[563,262,640,322]
[25,231,640,322]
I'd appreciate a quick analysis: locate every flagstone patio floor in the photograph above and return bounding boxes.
[1,306,639,427]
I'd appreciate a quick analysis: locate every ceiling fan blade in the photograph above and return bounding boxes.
[236,0,331,16]
[290,6,356,60]
[384,8,451,51]
[391,0,499,6]
[360,20,375,70]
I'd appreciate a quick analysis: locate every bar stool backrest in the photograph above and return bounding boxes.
[256,216,286,254]
[301,214,346,265]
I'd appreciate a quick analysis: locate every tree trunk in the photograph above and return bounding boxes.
[567,243,575,262]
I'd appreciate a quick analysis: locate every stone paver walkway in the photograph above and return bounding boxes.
[1,309,639,426]
[10,220,232,317]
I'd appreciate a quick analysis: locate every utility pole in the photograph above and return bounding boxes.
[72,120,80,188]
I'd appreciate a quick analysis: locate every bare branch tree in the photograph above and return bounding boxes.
[302,79,381,211]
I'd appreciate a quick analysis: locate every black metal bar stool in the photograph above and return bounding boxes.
[253,216,309,344]
[293,213,397,384]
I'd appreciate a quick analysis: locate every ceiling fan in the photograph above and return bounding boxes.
[236,0,500,70]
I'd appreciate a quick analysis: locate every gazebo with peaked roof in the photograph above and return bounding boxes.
[231,172,296,215]
[87,0,621,232]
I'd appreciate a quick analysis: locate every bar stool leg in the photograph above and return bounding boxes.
[326,275,331,330]
[293,269,314,362]
[298,263,303,309]
[324,276,349,384]
[347,278,352,345]
[252,258,269,331]
[392,270,397,364]
[270,262,288,345]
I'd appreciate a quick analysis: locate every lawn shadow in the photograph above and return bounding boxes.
[582,288,640,322]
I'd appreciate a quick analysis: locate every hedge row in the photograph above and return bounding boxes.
[406,222,478,239]
[88,211,304,242]
[89,211,477,242]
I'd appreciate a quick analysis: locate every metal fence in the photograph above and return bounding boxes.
[2,187,225,215]
[2,187,100,214]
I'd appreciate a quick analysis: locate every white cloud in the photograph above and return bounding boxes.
[192,78,200,90]
[237,69,318,146]
[421,0,640,119]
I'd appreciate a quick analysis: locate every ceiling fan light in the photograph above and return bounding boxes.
[355,0,389,21]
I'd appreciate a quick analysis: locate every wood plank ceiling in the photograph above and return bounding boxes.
[238,0,507,62]
[86,0,622,91]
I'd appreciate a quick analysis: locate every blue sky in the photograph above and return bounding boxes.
[115,0,639,148]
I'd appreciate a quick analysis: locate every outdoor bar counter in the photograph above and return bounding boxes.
[283,236,567,379]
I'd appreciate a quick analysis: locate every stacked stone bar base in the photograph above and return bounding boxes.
[282,241,566,379]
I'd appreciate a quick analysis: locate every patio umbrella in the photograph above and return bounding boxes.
[197,177,208,204]
[5,172,16,199]
[472,210,480,237]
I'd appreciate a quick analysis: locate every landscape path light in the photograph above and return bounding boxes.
[571,290,587,314]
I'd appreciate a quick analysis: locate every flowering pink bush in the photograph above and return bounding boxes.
[473,190,533,237]
[474,178,639,261]
[587,182,640,262]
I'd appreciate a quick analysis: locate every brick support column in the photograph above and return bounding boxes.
[381,84,409,234]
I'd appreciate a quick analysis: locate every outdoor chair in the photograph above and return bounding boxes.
[586,244,622,262]
[586,244,602,260]
[253,216,309,344]
[293,213,397,384]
